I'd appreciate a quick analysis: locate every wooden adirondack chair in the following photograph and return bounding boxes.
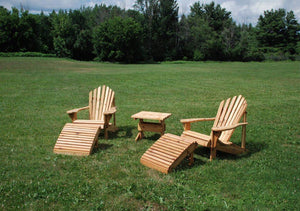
[181,95,248,161]
[67,85,117,139]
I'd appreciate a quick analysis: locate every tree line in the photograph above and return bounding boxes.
[0,0,299,63]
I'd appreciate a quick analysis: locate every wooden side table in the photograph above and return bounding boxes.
[131,111,172,141]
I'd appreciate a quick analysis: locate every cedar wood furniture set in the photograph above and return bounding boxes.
[54,85,248,174]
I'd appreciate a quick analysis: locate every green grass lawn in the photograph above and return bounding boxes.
[0,57,299,210]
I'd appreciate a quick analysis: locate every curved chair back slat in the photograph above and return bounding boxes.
[88,85,115,121]
[213,95,247,143]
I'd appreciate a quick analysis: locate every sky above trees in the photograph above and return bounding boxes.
[1,0,299,25]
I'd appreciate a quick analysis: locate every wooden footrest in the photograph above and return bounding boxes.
[140,133,198,174]
[54,123,101,156]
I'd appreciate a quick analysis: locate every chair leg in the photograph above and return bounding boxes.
[104,128,108,140]
[210,148,216,161]
[188,153,194,166]
[210,131,220,161]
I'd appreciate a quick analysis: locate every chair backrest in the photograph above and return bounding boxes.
[88,85,115,121]
[212,95,247,143]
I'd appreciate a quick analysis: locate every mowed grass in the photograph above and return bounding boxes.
[0,57,299,210]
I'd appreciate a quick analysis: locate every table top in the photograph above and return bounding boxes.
[131,111,172,121]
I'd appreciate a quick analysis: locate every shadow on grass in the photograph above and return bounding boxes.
[175,141,268,172]
[93,143,113,153]
[192,140,268,161]
[98,126,135,140]
[175,157,207,173]
[144,134,161,141]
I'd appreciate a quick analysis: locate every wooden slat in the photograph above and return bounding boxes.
[131,111,172,121]
[226,95,242,125]
[61,129,97,134]
[109,91,115,111]
[55,144,92,149]
[95,86,101,120]
[217,96,237,142]
[153,141,184,153]
[150,144,181,157]
[220,96,236,127]
[62,125,98,131]
[230,98,245,125]
[140,134,197,174]
[92,88,97,120]
[143,152,175,165]
[58,135,94,141]
[141,154,171,168]
[182,130,210,141]
[98,85,106,121]
[73,120,105,124]
[219,96,245,142]
[213,100,225,128]
[218,98,231,127]
[181,134,210,147]
[89,91,92,119]
[56,140,94,146]
[146,148,177,160]
[59,135,95,139]
[140,157,170,174]
[160,136,190,148]
[142,153,172,166]
[54,123,100,156]
[53,149,90,156]
[104,87,112,114]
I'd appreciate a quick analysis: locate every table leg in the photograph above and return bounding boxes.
[160,120,166,136]
[135,132,142,142]
[135,119,144,142]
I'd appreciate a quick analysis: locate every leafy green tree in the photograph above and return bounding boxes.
[38,12,54,53]
[188,15,213,60]
[134,0,160,60]
[285,11,300,54]
[256,8,300,54]
[233,24,264,61]
[51,10,72,57]
[0,6,14,52]
[190,2,231,33]
[0,7,45,52]
[69,9,94,60]
[0,7,22,52]
[18,10,41,52]
[177,14,191,59]
[92,4,126,25]
[51,9,95,60]
[93,17,143,63]
[185,1,233,60]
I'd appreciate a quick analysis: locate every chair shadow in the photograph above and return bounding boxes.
[93,143,113,153]
[191,140,268,161]
[175,157,207,173]
[144,134,161,141]
[174,140,268,172]
[98,126,135,140]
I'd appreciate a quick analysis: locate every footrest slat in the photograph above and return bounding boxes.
[54,123,101,156]
[140,133,197,174]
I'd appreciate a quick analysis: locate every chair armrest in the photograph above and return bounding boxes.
[212,122,248,132]
[67,106,89,114]
[104,107,117,115]
[67,106,89,122]
[180,117,215,124]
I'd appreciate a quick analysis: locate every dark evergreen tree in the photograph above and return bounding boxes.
[256,8,300,54]
[186,1,233,60]
[156,0,178,60]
